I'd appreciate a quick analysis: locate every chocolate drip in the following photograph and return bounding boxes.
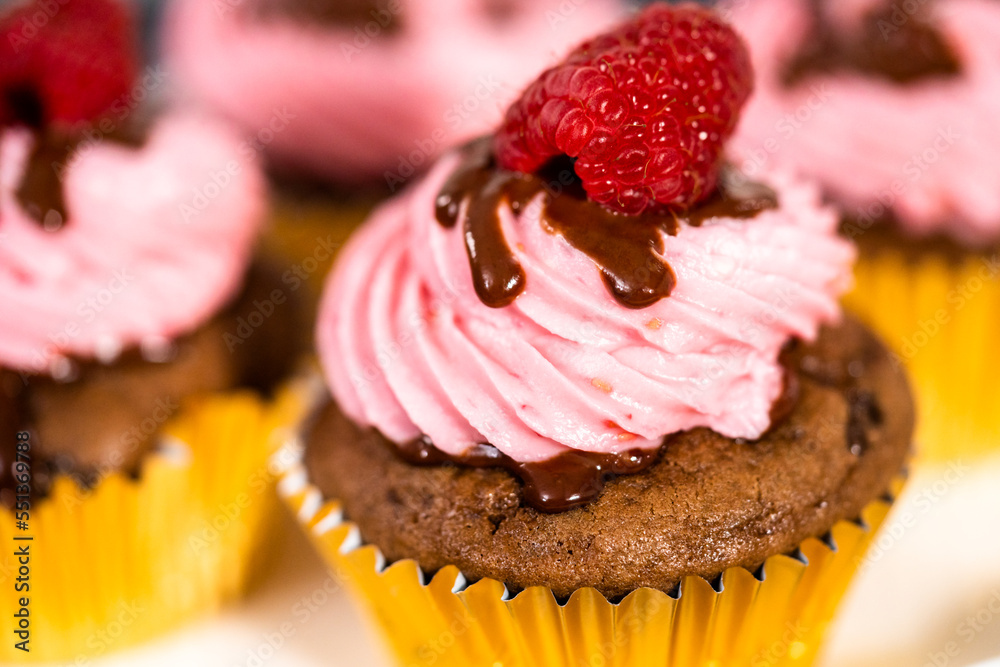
[543,180,679,309]
[435,139,777,310]
[435,145,530,308]
[784,0,961,86]
[11,126,148,231]
[395,436,661,513]
[252,0,402,32]
[15,134,74,230]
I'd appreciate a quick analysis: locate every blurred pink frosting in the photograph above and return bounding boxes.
[0,113,266,375]
[317,152,854,463]
[163,0,623,184]
[726,0,1000,246]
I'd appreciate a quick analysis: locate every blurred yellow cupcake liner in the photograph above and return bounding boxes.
[262,191,376,300]
[0,379,313,663]
[277,439,904,667]
[845,247,1000,463]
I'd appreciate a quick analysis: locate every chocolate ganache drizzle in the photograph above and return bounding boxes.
[784,0,961,86]
[396,435,659,513]
[435,138,778,310]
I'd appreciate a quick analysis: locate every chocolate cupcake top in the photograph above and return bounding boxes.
[315,3,857,498]
[0,0,267,376]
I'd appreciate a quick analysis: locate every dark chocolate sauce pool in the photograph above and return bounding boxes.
[396,436,660,513]
[435,138,777,310]
[784,0,961,86]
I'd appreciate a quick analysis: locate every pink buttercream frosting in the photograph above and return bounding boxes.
[0,113,266,375]
[726,0,1000,246]
[163,0,623,184]
[317,151,854,463]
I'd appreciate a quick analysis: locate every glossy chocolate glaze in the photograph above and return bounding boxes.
[395,436,660,513]
[251,0,402,32]
[435,139,777,310]
[784,0,961,86]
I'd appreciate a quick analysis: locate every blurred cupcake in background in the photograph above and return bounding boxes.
[164,0,626,186]
[726,0,1000,462]
[162,0,626,294]
[278,6,915,666]
[0,0,308,660]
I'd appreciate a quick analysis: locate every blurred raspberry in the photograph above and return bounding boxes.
[0,0,138,129]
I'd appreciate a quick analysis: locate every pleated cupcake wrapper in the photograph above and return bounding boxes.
[0,380,312,663]
[845,248,1000,462]
[277,437,904,667]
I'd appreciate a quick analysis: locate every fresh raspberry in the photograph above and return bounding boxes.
[0,0,138,129]
[495,4,754,215]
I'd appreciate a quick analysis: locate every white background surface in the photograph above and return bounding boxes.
[30,455,1000,667]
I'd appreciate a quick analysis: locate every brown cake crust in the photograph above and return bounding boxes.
[305,316,913,598]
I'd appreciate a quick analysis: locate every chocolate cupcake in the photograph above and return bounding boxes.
[279,5,914,666]
[0,0,308,660]
[725,0,1000,462]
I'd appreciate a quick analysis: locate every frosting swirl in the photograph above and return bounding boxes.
[0,113,266,374]
[727,0,1000,245]
[317,149,854,464]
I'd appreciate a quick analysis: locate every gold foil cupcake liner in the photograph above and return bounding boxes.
[277,439,904,667]
[0,380,312,662]
[845,248,1000,462]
